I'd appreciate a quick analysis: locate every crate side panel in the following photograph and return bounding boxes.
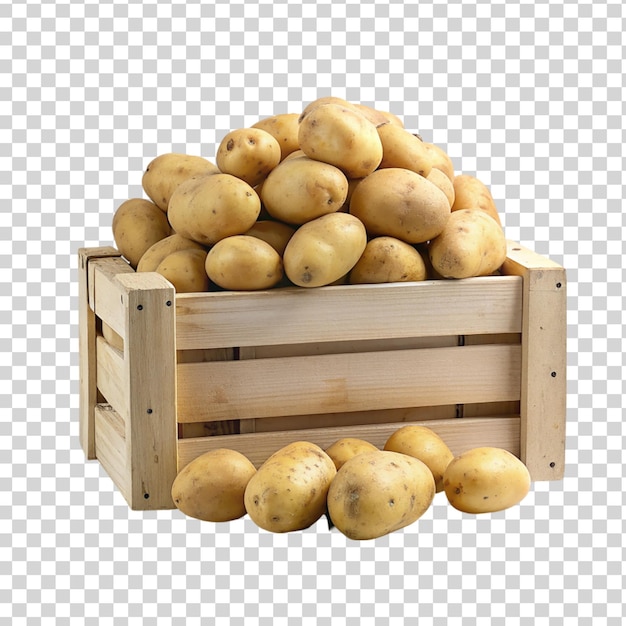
[177,343,522,423]
[174,276,523,350]
[95,335,127,421]
[177,416,521,470]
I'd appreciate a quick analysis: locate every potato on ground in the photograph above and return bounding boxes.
[168,173,261,246]
[142,153,220,212]
[349,236,427,285]
[112,198,171,268]
[283,212,367,287]
[325,438,379,471]
[349,168,451,244]
[297,102,383,179]
[244,441,337,533]
[443,447,531,514]
[216,127,282,187]
[452,174,501,226]
[376,123,433,177]
[155,248,210,293]
[136,233,206,273]
[251,113,301,161]
[428,208,507,279]
[260,156,349,225]
[327,450,436,540]
[384,425,454,492]
[205,235,283,290]
[171,449,257,522]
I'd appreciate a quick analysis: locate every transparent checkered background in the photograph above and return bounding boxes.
[2,0,625,623]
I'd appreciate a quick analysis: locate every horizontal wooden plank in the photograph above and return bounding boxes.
[174,275,523,350]
[177,343,521,423]
[177,416,521,470]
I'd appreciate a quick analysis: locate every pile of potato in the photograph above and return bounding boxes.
[111,96,508,292]
[171,425,532,540]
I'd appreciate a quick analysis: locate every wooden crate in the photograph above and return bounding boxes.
[78,240,566,510]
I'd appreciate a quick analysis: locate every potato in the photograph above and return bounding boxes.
[251,113,301,161]
[324,438,379,471]
[244,220,296,256]
[452,174,501,226]
[155,247,210,293]
[216,128,282,187]
[352,103,394,126]
[428,208,507,279]
[327,450,435,540]
[298,96,360,122]
[383,425,454,492]
[244,441,337,533]
[376,109,405,128]
[111,198,171,268]
[376,123,433,177]
[283,212,367,287]
[349,236,427,285]
[205,235,283,290]
[168,173,261,246]
[443,447,531,514]
[427,167,455,208]
[349,168,451,244]
[423,142,455,181]
[297,102,383,179]
[136,233,206,273]
[260,156,349,225]
[171,449,257,522]
[142,153,220,212]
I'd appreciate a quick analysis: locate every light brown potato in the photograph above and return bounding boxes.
[260,156,349,225]
[427,167,456,208]
[283,212,367,287]
[384,425,454,492]
[298,96,360,122]
[111,198,172,268]
[155,247,210,293]
[327,450,436,540]
[376,109,405,128]
[168,173,261,246]
[244,441,337,533]
[136,233,206,273]
[281,148,307,162]
[216,128,282,187]
[349,168,451,244]
[349,236,427,284]
[244,220,296,256]
[251,113,301,161]
[297,103,383,179]
[452,174,501,226]
[423,142,455,181]
[142,153,220,212]
[443,447,531,514]
[376,124,433,177]
[171,449,257,522]
[352,103,394,126]
[205,235,283,291]
[428,208,507,279]
[325,438,379,471]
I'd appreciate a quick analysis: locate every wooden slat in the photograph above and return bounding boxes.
[95,335,126,420]
[177,416,522,470]
[94,404,130,502]
[177,343,521,423]
[174,275,523,350]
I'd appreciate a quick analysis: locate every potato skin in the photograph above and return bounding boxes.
[428,208,507,279]
[443,447,531,514]
[244,441,337,533]
[452,174,501,226]
[324,438,379,471]
[216,127,282,187]
[112,198,171,268]
[205,235,283,291]
[349,236,427,285]
[244,220,295,256]
[376,124,433,177]
[349,168,451,244]
[423,142,455,181]
[142,153,220,212]
[297,103,383,179]
[260,156,349,225]
[136,233,206,273]
[383,425,454,493]
[251,113,301,161]
[327,450,436,540]
[171,449,257,522]
[283,212,367,287]
[427,167,456,208]
[168,173,261,246]
[155,247,210,293]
